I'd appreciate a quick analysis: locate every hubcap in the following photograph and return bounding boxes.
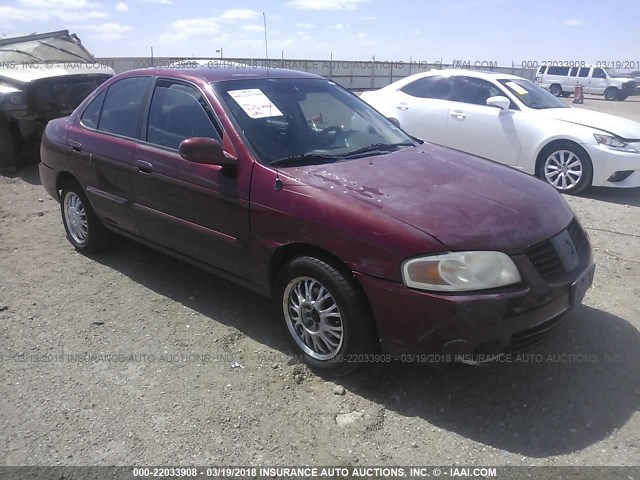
[283,277,344,361]
[544,150,583,190]
[63,192,89,244]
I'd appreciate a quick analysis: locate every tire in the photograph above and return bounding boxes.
[550,84,563,97]
[0,117,17,174]
[618,94,629,101]
[537,142,593,195]
[604,87,619,101]
[560,91,571,98]
[275,255,377,376]
[60,182,112,253]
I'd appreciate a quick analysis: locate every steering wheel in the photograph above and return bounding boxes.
[318,126,347,147]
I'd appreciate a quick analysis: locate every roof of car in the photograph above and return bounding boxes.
[119,61,321,82]
[380,68,525,90]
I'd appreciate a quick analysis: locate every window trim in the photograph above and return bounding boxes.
[451,76,520,111]
[399,74,454,100]
[78,75,154,141]
[79,90,106,130]
[139,77,225,154]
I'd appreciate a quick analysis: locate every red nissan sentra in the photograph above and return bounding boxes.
[39,63,595,374]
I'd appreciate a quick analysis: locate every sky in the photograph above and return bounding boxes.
[1,0,639,66]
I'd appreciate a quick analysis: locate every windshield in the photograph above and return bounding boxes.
[498,78,568,110]
[0,33,96,64]
[214,78,414,166]
[604,68,627,78]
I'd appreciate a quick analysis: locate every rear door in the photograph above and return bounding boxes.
[446,76,522,166]
[66,76,152,233]
[131,78,252,279]
[391,75,453,145]
[576,67,591,92]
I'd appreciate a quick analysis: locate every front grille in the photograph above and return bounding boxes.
[511,313,568,351]
[524,218,588,281]
[566,218,589,257]
[524,238,563,281]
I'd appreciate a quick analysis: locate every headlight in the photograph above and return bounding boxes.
[402,251,521,292]
[594,134,638,153]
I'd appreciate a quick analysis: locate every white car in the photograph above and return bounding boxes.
[360,69,640,193]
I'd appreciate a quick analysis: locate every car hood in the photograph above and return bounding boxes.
[279,144,574,253]
[535,107,640,139]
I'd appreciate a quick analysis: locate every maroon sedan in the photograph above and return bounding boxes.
[39,63,595,373]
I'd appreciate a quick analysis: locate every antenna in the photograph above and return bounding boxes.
[263,12,269,60]
[263,12,270,77]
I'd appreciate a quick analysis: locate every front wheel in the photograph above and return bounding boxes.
[61,183,112,253]
[550,84,563,97]
[275,256,376,375]
[604,87,619,101]
[538,142,593,194]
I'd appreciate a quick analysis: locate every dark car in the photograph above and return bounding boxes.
[39,62,595,373]
[0,30,114,173]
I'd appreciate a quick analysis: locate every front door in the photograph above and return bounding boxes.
[131,78,252,279]
[446,76,522,166]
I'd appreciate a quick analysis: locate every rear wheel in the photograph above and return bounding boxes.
[538,142,593,194]
[61,183,112,253]
[550,84,563,97]
[604,87,619,101]
[275,255,376,375]
[0,118,17,174]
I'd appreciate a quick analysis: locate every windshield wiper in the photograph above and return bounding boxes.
[270,153,338,167]
[340,142,415,158]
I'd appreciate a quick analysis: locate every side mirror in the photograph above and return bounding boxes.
[178,137,237,167]
[387,117,401,128]
[486,96,511,111]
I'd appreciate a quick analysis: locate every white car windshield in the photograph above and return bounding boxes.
[215,78,415,166]
[499,78,568,110]
[604,68,627,78]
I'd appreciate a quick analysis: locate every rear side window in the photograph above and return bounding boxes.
[401,76,452,100]
[98,77,151,138]
[578,67,590,78]
[146,79,222,150]
[80,91,105,129]
[569,67,579,77]
[547,66,570,75]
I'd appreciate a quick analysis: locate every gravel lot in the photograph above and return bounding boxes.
[1,98,639,469]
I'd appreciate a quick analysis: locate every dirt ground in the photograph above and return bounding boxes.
[1,98,639,469]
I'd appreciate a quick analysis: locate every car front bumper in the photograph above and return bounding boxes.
[355,239,595,360]
[585,143,640,188]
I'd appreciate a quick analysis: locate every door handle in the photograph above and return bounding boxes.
[396,103,409,111]
[450,111,467,119]
[69,141,82,153]
[135,160,153,174]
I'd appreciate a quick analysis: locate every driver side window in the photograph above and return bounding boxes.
[452,77,507,107]
[146,79,222,151]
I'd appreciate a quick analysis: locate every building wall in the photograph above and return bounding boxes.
[96,57,536,90]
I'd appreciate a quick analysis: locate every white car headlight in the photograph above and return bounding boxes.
[594,134,639,153]
[402,251,522,292]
